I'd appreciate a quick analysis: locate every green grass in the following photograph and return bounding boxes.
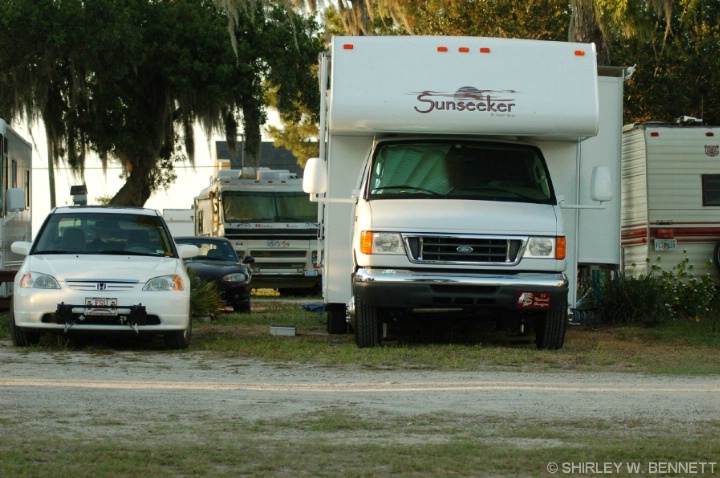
[3,296,719,374]
[1,410,718,478]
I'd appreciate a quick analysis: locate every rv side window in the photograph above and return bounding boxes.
[702,175,720,206]
[367,141,555,204]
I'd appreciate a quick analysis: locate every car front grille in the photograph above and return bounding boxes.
[404,235,524,265]
[65,279,139,292]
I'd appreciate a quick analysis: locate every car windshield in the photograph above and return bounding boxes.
[367,141,555,204]
[33,212,175,257]
[176,239,238,262]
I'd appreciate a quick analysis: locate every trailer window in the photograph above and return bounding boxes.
[368,141,555,204]
[702,175,720,206]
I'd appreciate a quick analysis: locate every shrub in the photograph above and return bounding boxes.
[599,272,668,326]
[598,253,720,326]
[188,270,225,318]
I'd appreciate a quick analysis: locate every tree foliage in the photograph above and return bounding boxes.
[309,0,719,125]
[0,0,321,206]
[612,1,720,123]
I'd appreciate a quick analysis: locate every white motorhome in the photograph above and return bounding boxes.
[0,118,32,300]
[194,168,321,293]
[304,36,626,349]
[621,121,720,278]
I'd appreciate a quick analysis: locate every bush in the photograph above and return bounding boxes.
[188,270,225,318]
[599,254,720,326]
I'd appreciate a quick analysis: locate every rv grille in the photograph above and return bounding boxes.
[404,235,524,265]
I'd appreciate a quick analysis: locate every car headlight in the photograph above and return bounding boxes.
[360,231,404,255]
[19,272,60,289]
[524,237,566,260]
[143,275,185,291]
[223,273,248,283]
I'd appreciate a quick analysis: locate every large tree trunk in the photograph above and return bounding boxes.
[570,1,610,66]
[108,159,154,207]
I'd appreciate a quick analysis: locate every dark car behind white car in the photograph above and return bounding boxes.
[175,236,254,313]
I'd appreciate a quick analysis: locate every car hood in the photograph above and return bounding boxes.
[25,254,182,282]
[185,260,249,277]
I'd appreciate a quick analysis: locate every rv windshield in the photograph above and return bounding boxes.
[367,141,555,204]
[222,191,317,223]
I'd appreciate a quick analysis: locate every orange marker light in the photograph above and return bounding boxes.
[437,46,448,52]
[360,231,374,255]
[574,50,586,56]
[479,47,491,53]
[459,47,469,53]
[343,43,354,50]
[556,237,567,260]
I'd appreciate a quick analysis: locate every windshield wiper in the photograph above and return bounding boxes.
[374,185,443,196]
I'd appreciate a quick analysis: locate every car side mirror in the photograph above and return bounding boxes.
[243,255,255,265]
[177,244,199,259]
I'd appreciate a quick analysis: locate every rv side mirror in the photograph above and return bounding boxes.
[6,188,25,212]
[303,157,328,195]
[590,166,613,203]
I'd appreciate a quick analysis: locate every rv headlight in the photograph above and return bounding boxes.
[525,237,566,260]
[360,231,404,255]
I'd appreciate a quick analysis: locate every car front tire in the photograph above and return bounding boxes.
[535,301,567,350]
[9,298,41,347]
[164,316,192,349]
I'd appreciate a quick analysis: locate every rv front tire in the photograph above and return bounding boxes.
[354,298,381,347]
[535,301,567,350]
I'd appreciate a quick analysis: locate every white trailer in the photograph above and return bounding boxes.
[0,118,32,299]
[304,36,626,348]
[621,121,720,278]
[194,168,321,293]
[163,208,195,237]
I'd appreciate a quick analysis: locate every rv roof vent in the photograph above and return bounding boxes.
[216,170,240,180]
[675,116,702,125]
[257,169,296,180]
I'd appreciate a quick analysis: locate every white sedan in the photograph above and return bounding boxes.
[9,206,198,349]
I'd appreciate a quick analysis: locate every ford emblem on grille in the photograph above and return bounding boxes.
[456,245,474,254]
[97,283,107,291]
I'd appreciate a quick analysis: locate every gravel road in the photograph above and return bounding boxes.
[2,339,719,436]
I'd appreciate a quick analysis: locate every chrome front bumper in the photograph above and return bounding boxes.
[353,267,568,310]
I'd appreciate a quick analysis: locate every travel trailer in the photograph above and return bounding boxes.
[621,120,720,278]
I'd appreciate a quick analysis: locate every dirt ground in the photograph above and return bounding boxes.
[2,338,719,437]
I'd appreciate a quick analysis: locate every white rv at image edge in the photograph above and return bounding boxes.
[0,118,32,299]
[304,36,627,349]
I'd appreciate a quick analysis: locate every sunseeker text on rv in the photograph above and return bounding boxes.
[414,94,516,114]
